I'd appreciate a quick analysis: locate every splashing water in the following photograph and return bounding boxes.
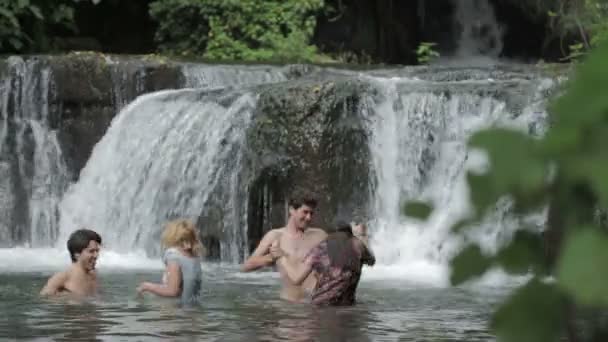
[452,0,504,59]
[363,75,552,286]
[58,89,257,261]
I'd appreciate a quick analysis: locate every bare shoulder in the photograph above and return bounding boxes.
[307,227,328,239]
[271,227,286,234]
[40,271,69,295]
[258,228,284,245]
[266,228,285,239]
[50,270,70,282]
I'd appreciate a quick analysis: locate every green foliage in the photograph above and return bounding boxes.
[402,201,433,220]
[495,230,545,275]
[450,245,492,285]
[565,42,586,62]
[415,42,440,65]
[507,0,608,59]
[149,0,326,62]
[468,129,548,215]
[549,0,608,58]
[446,41,608,341]
[491,278,565,342]
[557,228,608,306]
[0,0,85,52]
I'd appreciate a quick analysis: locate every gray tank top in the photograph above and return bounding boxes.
[163,248,202,304]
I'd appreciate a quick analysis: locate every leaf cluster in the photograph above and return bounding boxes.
[403,42,608,341]
[149,0,326,62]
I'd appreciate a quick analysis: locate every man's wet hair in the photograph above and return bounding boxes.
[67,229,102,262]
[288,192,318,210]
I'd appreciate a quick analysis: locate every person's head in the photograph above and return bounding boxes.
[335,221,354,236]
[325,221,359,270]
[67,229,102,271]
[288,193,318,231]
[161,219,204,257]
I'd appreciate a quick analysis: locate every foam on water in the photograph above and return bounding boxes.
[0,247,161,273]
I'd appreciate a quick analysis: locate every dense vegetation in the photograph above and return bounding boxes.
[1,0,607,63]
[0,0,87,52]
[149,0,327,62]
[506,0,608,59]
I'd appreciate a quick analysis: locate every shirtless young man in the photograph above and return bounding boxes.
[241,194,328,302]
[40,229,102,297]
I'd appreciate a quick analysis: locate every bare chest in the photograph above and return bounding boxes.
[279,233,322,260]
[65,273,97,296]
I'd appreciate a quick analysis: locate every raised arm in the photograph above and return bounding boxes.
[353,223,375,266]
[241,229,280,272]
[40,271,68,296]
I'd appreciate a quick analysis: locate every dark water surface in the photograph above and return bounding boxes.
[0,265,508,341]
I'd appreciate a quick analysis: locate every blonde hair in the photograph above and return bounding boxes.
[161,219,205,257]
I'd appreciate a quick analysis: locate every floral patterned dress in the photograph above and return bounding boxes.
[304,239,373,306]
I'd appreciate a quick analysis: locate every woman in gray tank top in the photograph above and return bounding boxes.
[137,220,203,304]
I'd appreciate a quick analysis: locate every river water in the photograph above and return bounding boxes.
[0,261,516,341]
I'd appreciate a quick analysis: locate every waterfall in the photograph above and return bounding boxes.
[58,89,257,261]
[0,57,69,247]
[182,64,289,89]
[365,74,555,284]
[452,0,504,58]
[0,56,297,253]
[0,54,562,275]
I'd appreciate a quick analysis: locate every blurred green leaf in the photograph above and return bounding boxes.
[449,37,608,342]
[0,7,20,28]
[549,43,608,136]
[492,278,564,342]
[450,244,492,285]
[567,159,608,208]
[467,172,501,219]
[450,217,476,233]
[540,125,582,157]
[468,129,548,216]
[28,5,43,19]
[557,228,608,306]
[495,230,545,275]
[402,201,433,220]
[17,0,30,9]
[8,37,23,50]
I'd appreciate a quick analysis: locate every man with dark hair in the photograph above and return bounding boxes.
[40,229,102,297]
[242,192,328,302]
[278,222,375,306]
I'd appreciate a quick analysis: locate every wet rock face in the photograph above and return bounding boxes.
[48,54,184,178]
[0,54,187,247]
[244,79,374,250]
[4,54,377,257]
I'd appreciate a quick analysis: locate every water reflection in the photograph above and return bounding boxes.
[0,270,504,341]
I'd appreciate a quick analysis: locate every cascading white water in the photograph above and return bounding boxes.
[0,56,297,251]
[364,75,553,285]
[58,88,257,261]
[182,64,289,89]
[452,0,504,58]
[0,53,562,278]
[0,57,69,247]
